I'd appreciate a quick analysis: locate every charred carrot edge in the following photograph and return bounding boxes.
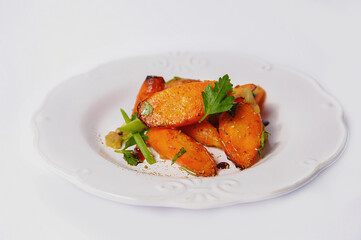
[138,81,215,128]
[219,102,263,169]
[180,121,223,149]
[132,76,165,114]
[146,128,217,177]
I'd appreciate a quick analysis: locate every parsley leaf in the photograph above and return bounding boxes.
[199,74,235,123]
[171,147,186,165]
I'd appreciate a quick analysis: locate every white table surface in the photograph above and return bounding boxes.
[1,1,360,239]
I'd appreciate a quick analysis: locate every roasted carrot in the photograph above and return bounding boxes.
[146,128,217,176]
[180,121,223,149]
[132,76,165,114]
[218,102,263,169]
[231,84,256,98]
[137,82,215,128]
[165,78,201,89]
[253,85,266,109]
[232,84,267,108]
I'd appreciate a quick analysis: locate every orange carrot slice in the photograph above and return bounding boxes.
[180,121,223,149]
[138,82,215,128]
[146,128,217,176]
[219,102,263,169]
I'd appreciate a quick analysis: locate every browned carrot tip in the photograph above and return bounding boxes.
[132,76,165,114]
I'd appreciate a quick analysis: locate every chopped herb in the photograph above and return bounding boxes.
[171,147,186,165]
[252,91,257,97]
[141,101,153,116]
[181,166,197,176]
[258,130,271,156]
[123,134,136,149]
[122,132,132,140]
[114,150,142,166]
[199,74,235,123]
[117,118,147,133]
[130,113,138,121]
[123,134,148,150]
[120,109,155,164]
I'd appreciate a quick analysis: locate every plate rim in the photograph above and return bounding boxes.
[32,51,348,209]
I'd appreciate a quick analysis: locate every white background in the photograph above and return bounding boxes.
[1,1,360,239]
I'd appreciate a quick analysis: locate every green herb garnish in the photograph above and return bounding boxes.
[115,149,142,166]
[120,109,155,164]
[141,101,153,116]
[199,74,235,123]
[130,113,138,121]
[117,118,147,133]
[258,130,271,156]
[123,133,148,150]
[171,147,186,165]
[180,166,197,176]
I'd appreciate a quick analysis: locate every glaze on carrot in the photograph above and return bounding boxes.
[146,128,217,176]
[218,102,263,169]
[180,121,223,149]
[138,82,215,128]
[165,78,201,89]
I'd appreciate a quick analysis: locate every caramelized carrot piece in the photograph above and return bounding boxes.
[218,102,263,169]
[137,82,215,128]
[231,84,256,98]
[253,85,266,109]
[146,128,217,176]
[165,78,201,89]
[180,121,223,149]
[132,76,165,114]
[232,84,267,108]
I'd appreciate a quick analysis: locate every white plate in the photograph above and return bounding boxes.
[33,52,347,209]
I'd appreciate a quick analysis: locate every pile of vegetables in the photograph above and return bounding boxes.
[105,74,269,177]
